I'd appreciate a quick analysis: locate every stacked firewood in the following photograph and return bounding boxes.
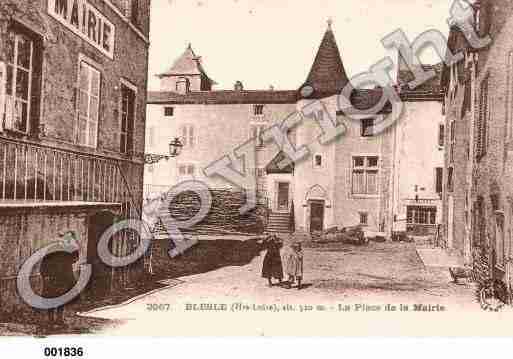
[152,189,268,236]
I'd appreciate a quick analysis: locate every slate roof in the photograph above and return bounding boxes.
[147,90,298,105]
[300,25,350,99]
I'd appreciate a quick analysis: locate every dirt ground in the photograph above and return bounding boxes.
[74,236,480,335]
[1,235,482,336]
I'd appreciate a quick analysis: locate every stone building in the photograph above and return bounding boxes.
[146,23,445,237]
[468,0,513,290]
[440,0,513,298]
[0,0,151,312]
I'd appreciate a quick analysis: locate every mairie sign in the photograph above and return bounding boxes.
[48,0,116,59]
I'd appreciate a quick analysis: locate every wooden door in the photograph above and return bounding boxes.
[277,182,289,211]
[310,201,324,232]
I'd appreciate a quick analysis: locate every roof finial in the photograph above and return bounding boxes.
[327,17,333,30]
[187,42,192,49]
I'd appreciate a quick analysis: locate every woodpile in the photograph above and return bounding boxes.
[152,189,268,236]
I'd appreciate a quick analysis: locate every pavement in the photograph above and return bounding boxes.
[76,239,482,336]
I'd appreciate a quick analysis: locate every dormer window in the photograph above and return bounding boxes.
[176,77,190,94]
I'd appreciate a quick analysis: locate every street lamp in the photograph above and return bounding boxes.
[144,137,183,164]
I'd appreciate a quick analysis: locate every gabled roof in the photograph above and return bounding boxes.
[265,151,294,174]
[300,24,350,99]
[147,90,298,105]
[157,44,216,85]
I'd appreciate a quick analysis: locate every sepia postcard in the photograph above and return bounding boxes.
[1,0,513,348]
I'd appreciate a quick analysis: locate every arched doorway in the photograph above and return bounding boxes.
[305,185,329,233]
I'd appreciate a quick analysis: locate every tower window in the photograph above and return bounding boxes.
[361,118,374,137]
[164,106,174,116]
[313,154,323,168]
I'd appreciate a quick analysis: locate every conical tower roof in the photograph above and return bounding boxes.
[301,21,350,98]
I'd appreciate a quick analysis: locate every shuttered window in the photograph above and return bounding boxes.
[179,124,195,148]
[476,76,489,160]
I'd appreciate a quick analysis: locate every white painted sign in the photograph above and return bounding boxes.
[48,0,116,59]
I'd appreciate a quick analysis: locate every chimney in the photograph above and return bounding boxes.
[234,81,244,91]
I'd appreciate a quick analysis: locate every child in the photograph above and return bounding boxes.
[286,242,304,290]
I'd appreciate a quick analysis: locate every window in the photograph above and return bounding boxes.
[176,77,190,94]
[359,212,368,226]
[435,167,443,195]
[178,163,195,177]
[119,82,136,154]
[361,118,374,137]
[352,156,379,195]
[407,206,437,225]
[250,124,266,147]
[438,124,445,148]
[255,168,265,177]
[2,25,42,134]
[77,60,101,147]
[447,167,454,192]
[180,124,195,148]
[476,76,489,159]
[164,106,174,117]
[313,154,322,168]
[253,104,264,116]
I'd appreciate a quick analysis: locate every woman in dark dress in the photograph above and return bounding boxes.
[261,234,284,286]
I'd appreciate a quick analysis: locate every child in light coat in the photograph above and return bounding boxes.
[286,242,304,289]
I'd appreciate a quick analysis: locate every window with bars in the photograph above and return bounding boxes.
[361,118,374,137]
[179,124,195,148]
[359,212,368,225]
[352,155,379,195]
[119,83,136,154]
[476,76,489,160]
[250,124,266,147]
[406,206,437,225]
[1,26,41,134]
[77,60,101,148]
